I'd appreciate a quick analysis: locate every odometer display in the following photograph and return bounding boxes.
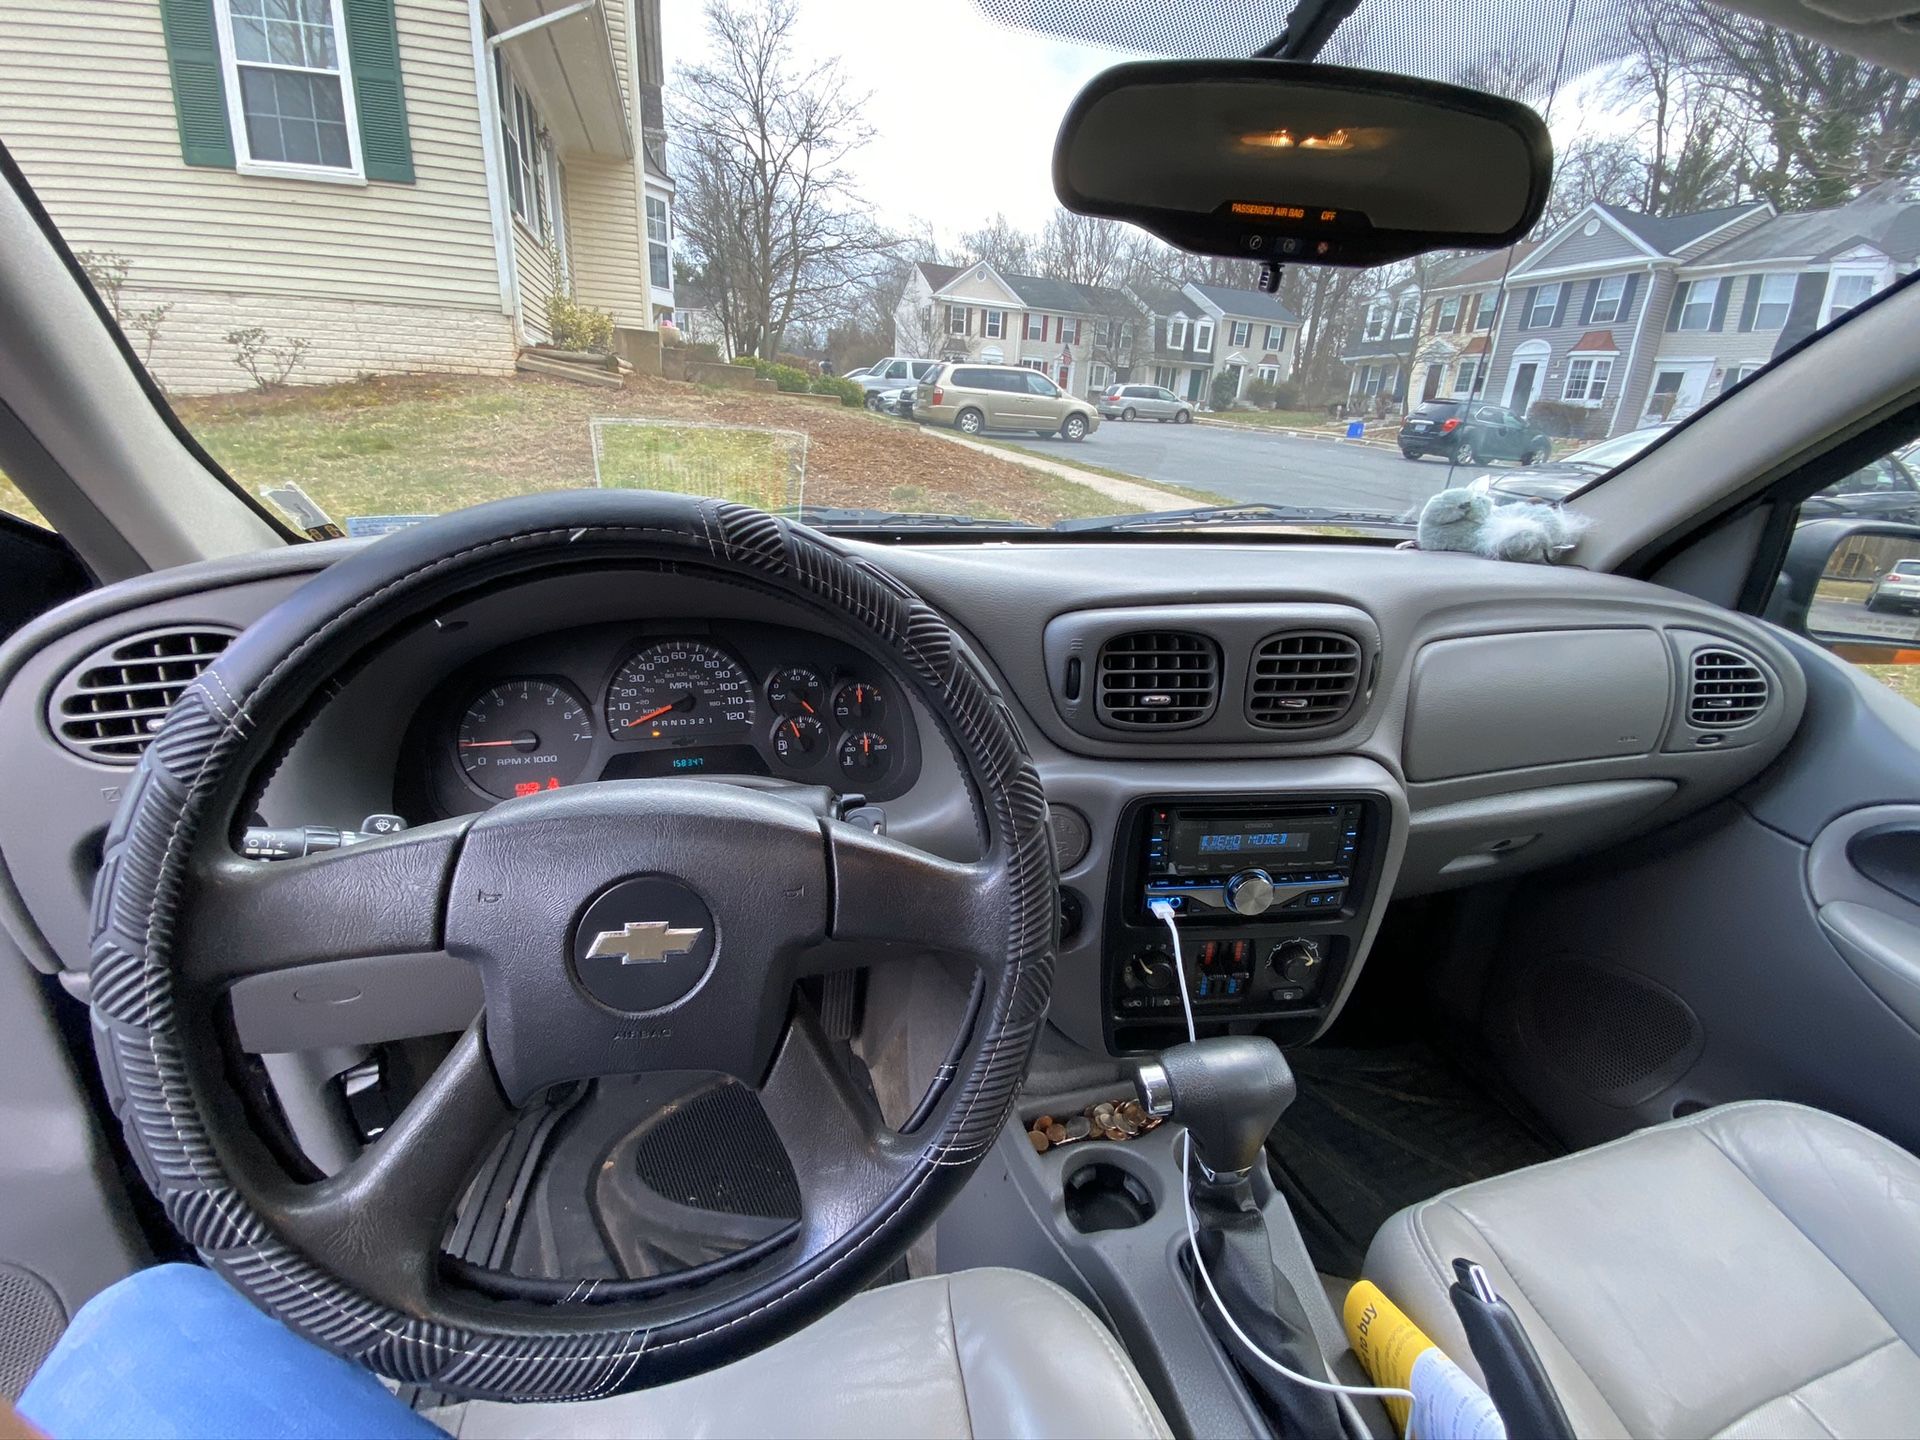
[606,641,756,745]
[456,679,594,799]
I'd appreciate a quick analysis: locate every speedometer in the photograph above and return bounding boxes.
[606,641,756,745]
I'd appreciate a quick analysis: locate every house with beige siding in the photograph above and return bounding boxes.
[894,261,1140,398]
[0,0,675,395]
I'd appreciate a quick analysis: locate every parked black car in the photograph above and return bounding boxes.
[1398,399,1550,465]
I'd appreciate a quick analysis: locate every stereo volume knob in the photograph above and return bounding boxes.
[1225,868,1276,916]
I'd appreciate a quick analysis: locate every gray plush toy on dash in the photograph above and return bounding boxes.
[1415,486,1589,563]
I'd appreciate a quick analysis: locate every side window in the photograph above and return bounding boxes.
[1768,438,1920,709]
[1026,373,1060,397]
[0,467,48,530]
[884,361,909,380]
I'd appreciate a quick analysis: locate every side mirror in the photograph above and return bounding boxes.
[1766,519,1920,651]
[1052,60,1552,267]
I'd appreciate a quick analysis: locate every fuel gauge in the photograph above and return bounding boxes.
[771,713,825,765]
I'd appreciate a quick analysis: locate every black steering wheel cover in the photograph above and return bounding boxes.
[88,493,1055,1398]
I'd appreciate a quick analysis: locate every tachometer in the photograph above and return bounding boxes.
[606,641,756,744]
[456,679,594,800]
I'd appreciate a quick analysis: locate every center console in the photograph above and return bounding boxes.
[1103,793,1390,1051]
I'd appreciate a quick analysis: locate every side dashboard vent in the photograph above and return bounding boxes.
[1688,645,1769,728]
[49,627,236,763]
[1248,631,1364,729]
[1096,630,1219,728]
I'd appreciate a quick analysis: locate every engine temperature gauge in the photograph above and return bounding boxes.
[771,713,825,764]
[837,729,893,779]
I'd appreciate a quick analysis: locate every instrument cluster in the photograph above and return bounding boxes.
[403,621,920,818]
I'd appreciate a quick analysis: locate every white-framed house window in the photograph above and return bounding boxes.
[1264,324,1284,348]
[645,192,672,291]
[1362,303,1387,342]
[1751,272,1795,330]
[1193,319,1214,351]
[1392,295,1417,338]
[1229,321,1251,347]
[213,0,363,181]
[1677,277,1720,330]
[1590,274,1627,324]
[496,54,554,236]
[1256,364,1279,382]
[1822,267,1884,326]
[1168,317,1189,349]
[1472,292,1498,330]
[1436,297,1461,331]
[1452,357,1482,396]
[1090,361,1109,389]
[1562,355,1614,404]
[1525,284,1561,328]
[946,305,968,336]
[1020,357,1049,373]
[984,309,1005,339]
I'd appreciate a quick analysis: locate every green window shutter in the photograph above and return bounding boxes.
[159,0,235,169]
[343,0,415,183]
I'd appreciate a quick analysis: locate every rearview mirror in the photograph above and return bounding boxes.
[1053,61,1553,268]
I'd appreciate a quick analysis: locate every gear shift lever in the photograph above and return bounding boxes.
[1132,1036,1297,1183]
[1133,1036,1345,1436]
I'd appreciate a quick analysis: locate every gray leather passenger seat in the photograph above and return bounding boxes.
[1365,1101,1920,1438]
[446,1267,1173,1439]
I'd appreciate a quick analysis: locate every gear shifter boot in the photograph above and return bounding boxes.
[1190,1180,1345,1437]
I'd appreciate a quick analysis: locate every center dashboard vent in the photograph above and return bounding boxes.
[1688,645,1769,727]
[1247,631,1364,730]
[49,626,236,763]
[1096,630,1219,728]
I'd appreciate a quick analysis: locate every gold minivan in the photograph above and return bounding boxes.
[914,363,1101,441]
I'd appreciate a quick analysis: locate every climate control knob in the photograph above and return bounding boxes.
[1225,868,1276,916]
[1269,938,1323,989]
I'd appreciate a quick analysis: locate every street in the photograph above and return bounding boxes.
[998,419,1482,516]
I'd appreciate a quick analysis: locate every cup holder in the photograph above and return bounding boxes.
[1064,1161,1155,1233]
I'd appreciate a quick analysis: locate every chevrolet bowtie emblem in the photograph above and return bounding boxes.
[585,921,705,966]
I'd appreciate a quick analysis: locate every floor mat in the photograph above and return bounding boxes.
[1267,1044,1559,1278]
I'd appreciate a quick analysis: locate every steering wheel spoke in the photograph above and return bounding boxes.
[756,1005,917,1253]
[180,817,471,985]
[276,1019,512,1303]
[819,821,1007,972]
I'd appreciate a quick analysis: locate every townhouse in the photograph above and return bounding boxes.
[1340,179,1919,438]
[894,263,1298,402]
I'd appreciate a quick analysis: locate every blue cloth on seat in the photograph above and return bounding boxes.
[19,1264,445,1440]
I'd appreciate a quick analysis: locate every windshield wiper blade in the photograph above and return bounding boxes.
[1055,502,1413,534]
[793,507,1040,531]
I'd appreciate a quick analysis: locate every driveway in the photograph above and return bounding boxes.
[997,420,1497,514]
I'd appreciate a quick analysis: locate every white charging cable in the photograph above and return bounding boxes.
[1149,899,1415,1404]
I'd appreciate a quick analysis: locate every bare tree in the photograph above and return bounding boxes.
[1035,209,1154,288]
[671,0,891,359]
[959,213,1037,274]
[1535,136,1651,232]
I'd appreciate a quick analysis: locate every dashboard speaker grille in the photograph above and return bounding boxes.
[1096,630,1219,728]
[50,626,236,763]
[1688,646,1768,728]
[1248,631,1363,729]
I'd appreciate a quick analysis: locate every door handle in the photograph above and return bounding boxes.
[1818,901,1920,1032]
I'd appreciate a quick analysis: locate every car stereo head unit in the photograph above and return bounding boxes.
[1140,801,1360,920]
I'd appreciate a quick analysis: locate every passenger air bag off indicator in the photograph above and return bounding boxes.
[1344,1280,1505,1439]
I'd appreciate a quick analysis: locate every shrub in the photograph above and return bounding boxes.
[735,356,813,392]
[730,354,755,366]
[810,374,865,407]
[1210,373,1239,411]
[1267,379,1302,410]
[1244,379,1277,410]
[547,293,615,354]
[1526,400,1605,442]
[224,327,311,389]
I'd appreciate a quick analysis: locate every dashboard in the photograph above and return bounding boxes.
[403,619,919,818]
[0,536,1808,1059]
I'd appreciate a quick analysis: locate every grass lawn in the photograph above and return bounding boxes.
[1860,664,1920,708]
[1212,409,1330,430]
[0,372,1170,533]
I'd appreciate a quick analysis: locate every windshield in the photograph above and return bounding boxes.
[1,0,1915,539]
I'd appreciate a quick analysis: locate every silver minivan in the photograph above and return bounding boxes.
[1098,383,1192,423]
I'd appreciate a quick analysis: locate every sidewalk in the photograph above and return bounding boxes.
[1196,415,1400,450]
[916,426,1201,511]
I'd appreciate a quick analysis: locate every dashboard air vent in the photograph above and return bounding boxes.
[1247,632,1364,729]
[50,627,236,763]
[1688,646,1769,728]
[1096,630,1219,728]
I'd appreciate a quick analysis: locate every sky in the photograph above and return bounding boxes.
[660,0,1633,248]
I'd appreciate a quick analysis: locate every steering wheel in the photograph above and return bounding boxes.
[87,493,1056,1400]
